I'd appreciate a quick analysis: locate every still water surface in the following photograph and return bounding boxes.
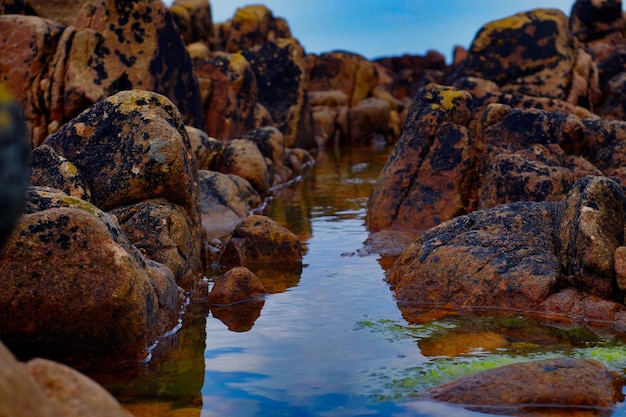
[100,147,626,417]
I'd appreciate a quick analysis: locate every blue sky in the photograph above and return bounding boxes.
[204,1,588,62]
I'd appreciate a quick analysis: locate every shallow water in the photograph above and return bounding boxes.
[99,146,626,417]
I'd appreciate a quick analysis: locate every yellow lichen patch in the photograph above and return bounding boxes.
[232,5,271,26]
[60,161,79,177]
[472,9,565,53]
[425,88,468,112]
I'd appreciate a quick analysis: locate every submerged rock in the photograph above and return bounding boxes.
[426,357,624,413]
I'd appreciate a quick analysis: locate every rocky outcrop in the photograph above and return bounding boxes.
[0,0,205,147]
[387,176,626,327]
[426,357,624,413]
[43,90,203,284]
[0,187,181,364]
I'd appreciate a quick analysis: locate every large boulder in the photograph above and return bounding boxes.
[449,8,600,108]
[42,90,203,283]
[242,39,315,149]
[388,176,626,326]
[426,357,624,413]
[366,84,475,234]
[0,187,181,364]
[0,0,205,146]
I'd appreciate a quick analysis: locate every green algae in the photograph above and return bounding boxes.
[356,316,626,401]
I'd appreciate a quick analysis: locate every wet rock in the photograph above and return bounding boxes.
[538,288,626,325]
[0,84,30,249]
[426,357,624,413]
[26,357,134,417]
[43,90,203,282]
[0,187,179,364]
[194,52,259,140]
[366,84,475,234]
[198,170,261,240]
[220,214,303,269]
[307,51,379,107]
[242,39,315,149]
[29,145,92,202]
[388,201,560,311]
[217,4,291,53]
[449,9,597,108]
[170,0,214,46]
[209,266,266,306]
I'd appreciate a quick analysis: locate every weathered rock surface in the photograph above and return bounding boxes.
[0,187,181,364]
[198,170,261,240]
[426,357,624,413]
[388,176,626,326]
[220,214,303,269]
[209,266,266,306]
[170,0,214,47]
[0,0,204,146]
[242,39,315,149]
[43,90,203,283]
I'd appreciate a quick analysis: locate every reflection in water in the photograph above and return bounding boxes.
[95,146,626,416]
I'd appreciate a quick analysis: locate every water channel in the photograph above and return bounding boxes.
[94,146,626,416]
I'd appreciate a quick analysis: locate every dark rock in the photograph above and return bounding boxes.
[242,39,315,149]
[170,0,214,46]
[30,145,91,203]
[0,85,30,249]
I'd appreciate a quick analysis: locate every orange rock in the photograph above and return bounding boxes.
[209,266,266,306]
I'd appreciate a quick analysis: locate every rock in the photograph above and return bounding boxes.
[242,39,315,149]
[170,0,214,46]
[209,138,272,198]
[0,84,30,249]
[366,84,475,234]
[426,357,624,412]
[220,214,303,269]
[307,51,379,107]
[388,175,626,326]
[12,0,85,26]
[185,125,213,170]
[571,0,625,43]
[194,52,259,140]
[198,170,261,240]
[347,97,391,146]
[43,90,203,282]
[217,4,291,53]
[0,15,64,146]
[0,187,179,365]
[449,9,599,108]
[0,0,205,146]
[209,266,266,305]
[25,357,134,417]
[110,199,202,287]
[29,145,92,203]
[554,176,626,296]
[308,90,349,108]
[388,201,560,311]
